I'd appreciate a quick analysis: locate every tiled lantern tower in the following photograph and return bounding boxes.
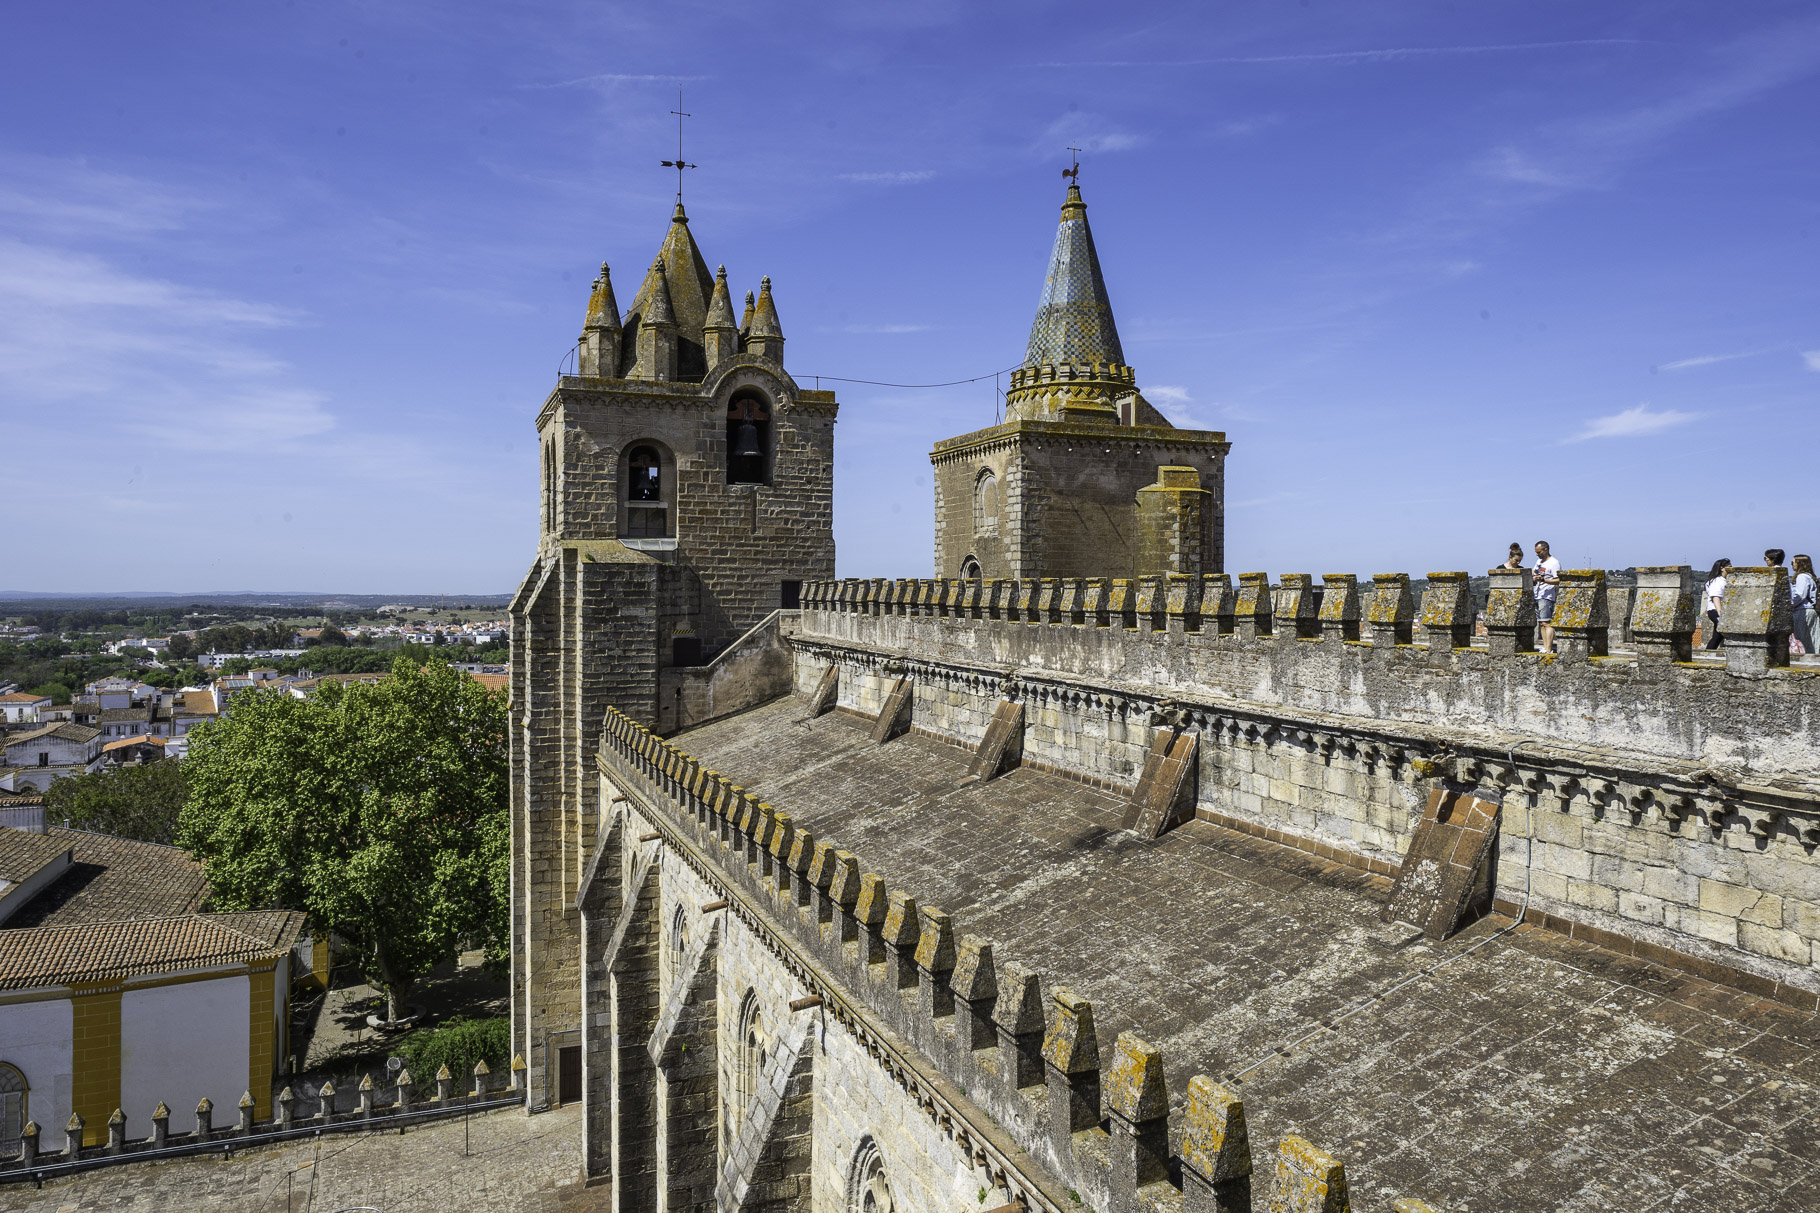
[930,181,1231,581]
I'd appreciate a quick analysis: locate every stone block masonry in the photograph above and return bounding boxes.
[799,574,1820,1008]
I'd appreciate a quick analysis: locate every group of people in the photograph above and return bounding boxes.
[1702,551,1819,654]
[1502,540,1565,650]
[1498,542,1820,656]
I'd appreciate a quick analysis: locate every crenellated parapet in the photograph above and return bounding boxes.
[0,1061,525,1180]
[799,566,1798,674]
[595,708,1448,1213]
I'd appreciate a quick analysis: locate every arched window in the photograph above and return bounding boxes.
[975,470,998,536]
[628,446,661,502]
[621,441,674,540]
[670,904,688,957]
[847,1137,894,1213]
[542,441,556,534]
[0,1063,26,1147]
[731,990,765,1130]
[960,556,982,585]
[727,394,773,485]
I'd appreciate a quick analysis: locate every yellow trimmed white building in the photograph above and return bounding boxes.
[0,826,306,1151]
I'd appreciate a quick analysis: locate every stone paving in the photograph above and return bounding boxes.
[0,1104,597,1213]
[676,696,1820,1213]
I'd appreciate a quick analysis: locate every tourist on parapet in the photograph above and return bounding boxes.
[1703,558,1731,650]
[1792,554,1817,656]
[1502,542,1523,570]
[1533,540,1561,652]
[1766,548,1786,569]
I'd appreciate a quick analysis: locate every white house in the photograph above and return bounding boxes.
[0,826,305,1153]
[1,724,102,790]
[0,694,50,726]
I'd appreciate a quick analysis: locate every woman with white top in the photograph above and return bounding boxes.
[1791,554,1817,655]
[1703,558,1731,650]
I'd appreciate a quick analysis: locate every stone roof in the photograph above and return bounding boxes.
[0,909,303,990]
[0,692,50,704]
[0,826,207,929]
[674,695,1820,1213]
[1024,182,1124,369]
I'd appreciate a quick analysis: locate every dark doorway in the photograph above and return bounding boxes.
[780,580,802,610]
[671,637,702,667]
[558,1045,582,1105]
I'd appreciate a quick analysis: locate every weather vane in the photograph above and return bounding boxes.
[661,89,697,203]
[1062,146,1082,182]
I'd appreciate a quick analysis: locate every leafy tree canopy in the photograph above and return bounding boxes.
[180,658,509,1021]
[44,759,188,844]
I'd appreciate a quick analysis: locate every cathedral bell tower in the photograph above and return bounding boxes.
[509,199,838,1108]
[930,180,1230,581]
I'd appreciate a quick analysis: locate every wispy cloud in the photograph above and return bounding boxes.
[1144,385,1192,405]
[0,237,332,454]
[1803,350,1820,372]
[524,73,709,90]
[1657,351,1759,372]
[838,171,935,185]
[1034,40,1646,70]
[839,322,931,334]
[1566,404,1700,442]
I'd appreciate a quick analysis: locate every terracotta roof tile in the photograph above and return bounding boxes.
[0,910,305,990]
[0,827,207,929]
[0,830,70,887]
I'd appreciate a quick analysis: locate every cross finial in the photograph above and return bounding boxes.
[1062,146,1082,183]
[661,89,697,204]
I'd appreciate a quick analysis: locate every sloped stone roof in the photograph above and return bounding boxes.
[674,695,1820,1213]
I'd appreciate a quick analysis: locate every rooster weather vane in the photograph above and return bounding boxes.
[1062,146,1082,183]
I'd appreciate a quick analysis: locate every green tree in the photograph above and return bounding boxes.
[180,658,508,1022]
[44,759,188,844]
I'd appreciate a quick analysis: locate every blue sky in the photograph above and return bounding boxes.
[3,2,1817,592]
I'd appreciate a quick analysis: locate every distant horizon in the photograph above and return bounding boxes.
[5,2,1817,590]
[0,590,513,603]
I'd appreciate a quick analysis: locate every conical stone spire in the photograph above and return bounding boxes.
[704,264,739,369]
[1005,181,1137,425]
[748,276,783,363]
[578,261,623,377]
[642,261,676,326]
[622,201,715,379]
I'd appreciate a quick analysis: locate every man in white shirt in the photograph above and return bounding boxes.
[1533,540,1562,653]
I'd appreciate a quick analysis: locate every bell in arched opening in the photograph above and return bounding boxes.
[726,395,772,484]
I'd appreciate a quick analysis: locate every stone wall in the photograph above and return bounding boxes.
[930,422,1228,580]
[589,752,1000,1213]
[794,574,1820,1006]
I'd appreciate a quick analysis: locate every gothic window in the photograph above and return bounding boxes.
[975,470,998,536]
[960,556,982,584]
[727,393,772,485]
[846,1137,894,1213]
[0,1063,25,1147]
[670,904,688,958]
[621,441,674,540]
[542,441,556,533]
[731,990,766,1130]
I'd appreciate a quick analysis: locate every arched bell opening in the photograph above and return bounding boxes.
[726,392,773,486]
